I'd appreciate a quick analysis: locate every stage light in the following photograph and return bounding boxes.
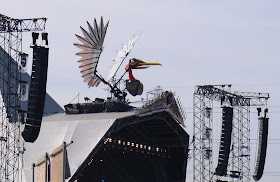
[205,107,211,118]
[103,137,168,158]
[104,138,109,144]
[88,158,94,166]
[19,52,28,73]
[17,110,27,124]
[205,128,212,139]
[18,81,28,101]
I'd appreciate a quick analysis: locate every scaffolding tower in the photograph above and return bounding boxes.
[0,14,46,182]
[193,85,269,182]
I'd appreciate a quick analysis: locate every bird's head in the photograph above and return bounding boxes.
[125,58,161,71]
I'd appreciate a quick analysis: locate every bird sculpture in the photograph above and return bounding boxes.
[125,58,161,96]
[74,17,161,100]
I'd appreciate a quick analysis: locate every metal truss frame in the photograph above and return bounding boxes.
[141,87,187,126]
[224,106,250,182]
[0,14,46,182]
[0,26,22,182]
[193,93,213,182]
[193,85,268,182]
[0,14,46,33]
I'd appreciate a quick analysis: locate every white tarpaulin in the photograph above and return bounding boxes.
[22,112,134,182]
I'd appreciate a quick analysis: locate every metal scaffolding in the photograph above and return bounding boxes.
[193,85,269,182]
[0,14,46,182]
[193,91,213,181]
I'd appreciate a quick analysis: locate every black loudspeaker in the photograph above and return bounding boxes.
[253,117,269,181]
[215,107,233,176]
[22,46,49,142]
[125,79,143,96]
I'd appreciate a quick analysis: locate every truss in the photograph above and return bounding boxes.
[0,14,46,182]
[0,14,46,33]
[193,85,268,182]
[193,93,213,181]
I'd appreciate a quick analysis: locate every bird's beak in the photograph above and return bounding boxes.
[134,62,162,69]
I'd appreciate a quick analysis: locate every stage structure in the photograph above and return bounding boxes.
[193,85,269,182]
[0,14,46,182]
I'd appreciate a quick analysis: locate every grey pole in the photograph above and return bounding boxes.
[45,153,48,182]
[62,142,66,182]
[32,163,35,182]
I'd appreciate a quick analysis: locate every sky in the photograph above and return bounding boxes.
[2,0,280,181]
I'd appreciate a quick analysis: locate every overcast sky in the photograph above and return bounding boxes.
[2,0,280,181]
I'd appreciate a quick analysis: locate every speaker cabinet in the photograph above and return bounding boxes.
[253,117,269,181]
[215,107,233,176]
[22,46,49,142]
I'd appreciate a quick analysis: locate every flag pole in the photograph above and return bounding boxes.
[45,153,49,182]
[62,142,66,182]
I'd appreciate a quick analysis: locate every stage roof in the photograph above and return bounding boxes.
[22,111,135,182]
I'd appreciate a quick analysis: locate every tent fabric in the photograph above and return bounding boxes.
[50,144,64,182]
[49,144,71,181]
[36,156,47,182]
[22,111,134,182]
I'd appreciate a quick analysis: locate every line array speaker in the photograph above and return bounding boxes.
[215,107,233,176]
[22,45,49,142]
[253,117,269,181]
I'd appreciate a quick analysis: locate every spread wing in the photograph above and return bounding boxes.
[74,17,109,87]
[106,32,142,86]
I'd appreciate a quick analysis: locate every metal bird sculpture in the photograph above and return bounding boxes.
[74,17,161,100]
[125,58,161,96]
